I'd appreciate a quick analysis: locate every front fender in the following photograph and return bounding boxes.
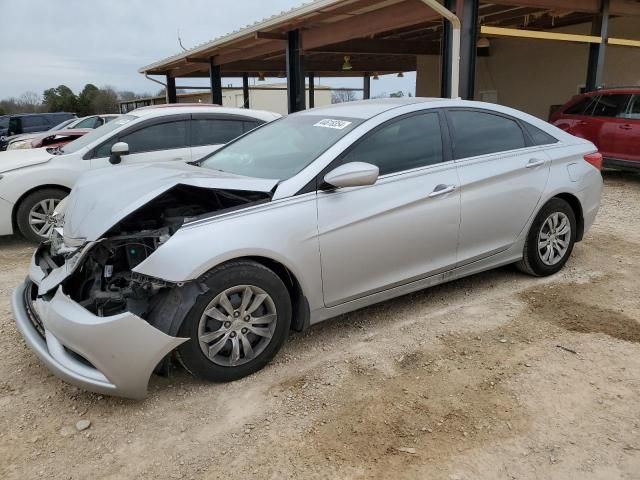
[133,193,324,312]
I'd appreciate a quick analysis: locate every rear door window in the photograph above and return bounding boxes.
[447,110,526,159]
[591,94,631,118]
[191,119,245,146]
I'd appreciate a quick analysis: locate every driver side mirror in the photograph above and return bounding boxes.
[323,162,379,189]
[109,142,129,165]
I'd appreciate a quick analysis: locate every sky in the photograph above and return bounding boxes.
[0,0,414,100]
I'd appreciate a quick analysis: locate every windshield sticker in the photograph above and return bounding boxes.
[313,119,352,130]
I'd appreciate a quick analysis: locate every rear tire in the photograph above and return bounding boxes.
[517,198,576,277]
[177,260,291,383]
[16,188,68,243]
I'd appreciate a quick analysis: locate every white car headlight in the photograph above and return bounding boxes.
[7,140,31,150]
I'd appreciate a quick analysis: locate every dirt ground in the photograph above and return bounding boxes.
[1,171,639,480]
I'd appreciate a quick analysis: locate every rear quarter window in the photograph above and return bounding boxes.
[523,122,558,146]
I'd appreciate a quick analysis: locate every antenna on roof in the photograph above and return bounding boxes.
[177,29,189,52]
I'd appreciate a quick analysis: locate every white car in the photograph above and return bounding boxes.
[0,106,280,242]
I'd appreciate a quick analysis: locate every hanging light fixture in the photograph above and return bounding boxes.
[397,72,404,78]
[373,72,379,80]
[342,55,353,71]
[258,72,266,81]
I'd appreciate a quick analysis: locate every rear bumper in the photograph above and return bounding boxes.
[0,196,14,236]
[12,280,187,399]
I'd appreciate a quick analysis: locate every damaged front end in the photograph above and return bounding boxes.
[62,184,270,320]
[14,179,273,399]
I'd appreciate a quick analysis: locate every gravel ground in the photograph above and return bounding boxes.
[1,171,639,480]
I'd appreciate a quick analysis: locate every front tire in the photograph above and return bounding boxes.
[16,188,68,243]
[177,260,292,382]
[517,198,577,277]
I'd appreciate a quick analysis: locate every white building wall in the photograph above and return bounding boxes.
[221,85,333,115]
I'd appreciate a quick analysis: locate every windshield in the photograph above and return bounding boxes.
[0,117,8,129]
[60,115,135,154]
[200,115,363,180]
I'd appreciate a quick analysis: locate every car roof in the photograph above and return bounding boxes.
[128,104,281,122]
[582,87,640,96]
[296,97,447,119]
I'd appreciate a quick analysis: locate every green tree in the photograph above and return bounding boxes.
[43,85,78,113]
[77,84,99,116]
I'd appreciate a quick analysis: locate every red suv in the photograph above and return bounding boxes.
[551,88,640,170]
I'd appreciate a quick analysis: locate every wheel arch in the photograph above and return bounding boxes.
[553,192,585,242]
[240,256,310,333]
[11,184,71,232]
[188,256,310,334]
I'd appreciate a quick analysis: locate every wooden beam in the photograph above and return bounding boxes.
[214,41,286,66]
[310,38,440,55]
[610,0,640,15]
[609,37,640,47]
[303,0,441,50]
[220,57,418,73]
[489,0,640,15]
[212,0,440,67]
[255,31,287,41]
[185,57,210,63]
[480,26,603,43]
[489,0,600,12]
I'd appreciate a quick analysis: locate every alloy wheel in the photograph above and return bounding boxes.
[197,285,277,367]
[28,198,60,239]
[537,212,571,266]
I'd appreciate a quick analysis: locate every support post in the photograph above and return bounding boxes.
[363,73,371,99]
[242,73,250,108]
[286,29,306,113]
[440,0,455,98]
[166,75,177,104]
[308,72,315,108]
[457,0,479,100]
[586,0,610,91]
[209,58,223,105]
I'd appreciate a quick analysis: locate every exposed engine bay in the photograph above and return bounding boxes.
[48,185,271,320]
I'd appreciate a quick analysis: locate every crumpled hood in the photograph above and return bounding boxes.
[62,162,278,241]
[0,147,53,173]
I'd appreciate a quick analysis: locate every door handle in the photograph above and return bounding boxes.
[526,158,546,168]
[620,124,633,130]
[170,157,184,161]
[428,184,457,198]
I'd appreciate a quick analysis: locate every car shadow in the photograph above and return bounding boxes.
[602,169,640,185]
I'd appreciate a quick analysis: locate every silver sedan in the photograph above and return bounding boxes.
[13,98,603,398]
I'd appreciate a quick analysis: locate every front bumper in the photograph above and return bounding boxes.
[13,277,187,400]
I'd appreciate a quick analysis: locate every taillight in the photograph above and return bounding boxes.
[584,152,603,170]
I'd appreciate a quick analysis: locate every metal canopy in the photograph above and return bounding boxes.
[140,0,639,79]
